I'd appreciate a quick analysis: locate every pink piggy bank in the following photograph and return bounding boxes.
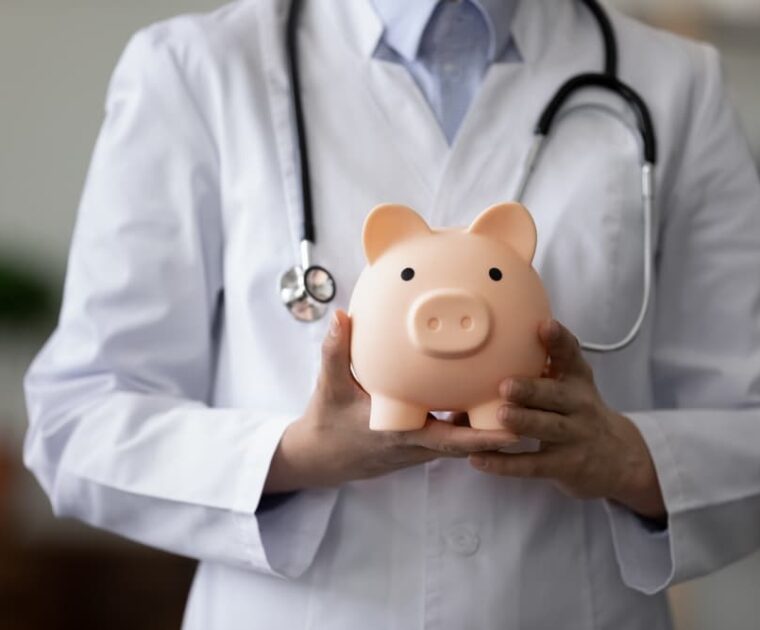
[348,202,552,431]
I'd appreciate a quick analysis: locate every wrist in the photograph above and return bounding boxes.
[609,414,667,522]
[262,417,315,494]
[613,472,667,523]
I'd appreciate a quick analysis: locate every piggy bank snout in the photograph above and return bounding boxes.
[408,289,491,358]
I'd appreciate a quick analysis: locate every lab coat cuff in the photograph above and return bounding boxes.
[233,415,340,579]
[603,499,673,594]
[621,412,760,585]
[603,411,683,593]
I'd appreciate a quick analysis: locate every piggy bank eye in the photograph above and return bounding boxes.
[489,267,503,281]
[401,267,415,281]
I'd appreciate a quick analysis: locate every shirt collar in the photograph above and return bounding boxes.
[369,0,437,62]
[369,0,521,63]
[476,0,520,62]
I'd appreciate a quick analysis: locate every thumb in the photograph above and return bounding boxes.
[317,309,356,402]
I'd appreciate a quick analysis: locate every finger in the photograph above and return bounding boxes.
[406,419,519,456]
[499,377,583,414]
[468,451,563,478]
[317,309,356,402]
[539,319,591,380]
[498,406,574,442]
[378,443,440,469]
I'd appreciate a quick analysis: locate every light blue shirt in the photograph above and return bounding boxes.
[371,0,521,144]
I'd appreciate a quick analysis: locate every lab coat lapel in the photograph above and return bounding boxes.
[428,61,529,227]
[294,0,450,298]
[362,61,451,196]
[334,0,462,200]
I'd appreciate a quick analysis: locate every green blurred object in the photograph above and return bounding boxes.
[0,257,56,327]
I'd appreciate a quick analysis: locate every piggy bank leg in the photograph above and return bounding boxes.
[369,396,428,432]
[469,399,513,433]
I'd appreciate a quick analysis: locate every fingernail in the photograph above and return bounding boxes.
[329,312,340,337]
[504,380,520,400]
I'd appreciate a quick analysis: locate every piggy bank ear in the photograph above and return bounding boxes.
[363,204,432,265]
[467,202,537,263]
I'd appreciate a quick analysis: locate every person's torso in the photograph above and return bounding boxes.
[159,0,700,626]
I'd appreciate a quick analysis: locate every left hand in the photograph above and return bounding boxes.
[469,319,667,522]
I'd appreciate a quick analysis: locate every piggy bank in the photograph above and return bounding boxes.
[348,202,552,431]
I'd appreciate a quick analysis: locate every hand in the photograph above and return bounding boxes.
[468,319,666,521]
[263,309,518,494]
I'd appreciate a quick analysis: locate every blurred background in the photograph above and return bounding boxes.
[1,0,759,628]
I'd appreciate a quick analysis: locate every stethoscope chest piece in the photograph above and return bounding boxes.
[280,263,337,323]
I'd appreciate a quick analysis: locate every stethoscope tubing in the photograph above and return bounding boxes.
[283,0,659,352]
[287,0,316,246]
[536,72,657,163]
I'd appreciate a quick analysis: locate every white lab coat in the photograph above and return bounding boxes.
[23,0,760,628]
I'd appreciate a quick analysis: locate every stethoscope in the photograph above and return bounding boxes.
[279,0,657,353]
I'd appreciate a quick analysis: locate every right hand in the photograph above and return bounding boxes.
[263,309,519,494]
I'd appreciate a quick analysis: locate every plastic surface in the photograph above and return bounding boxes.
[349,202,552,431]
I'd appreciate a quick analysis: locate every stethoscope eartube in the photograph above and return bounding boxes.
[281,0,658,351]
[535,72,657,163]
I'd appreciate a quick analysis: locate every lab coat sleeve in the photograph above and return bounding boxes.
[604,43,760,594]
[23,26,339,579]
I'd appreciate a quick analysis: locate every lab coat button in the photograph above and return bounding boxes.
[446,525,480,556]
